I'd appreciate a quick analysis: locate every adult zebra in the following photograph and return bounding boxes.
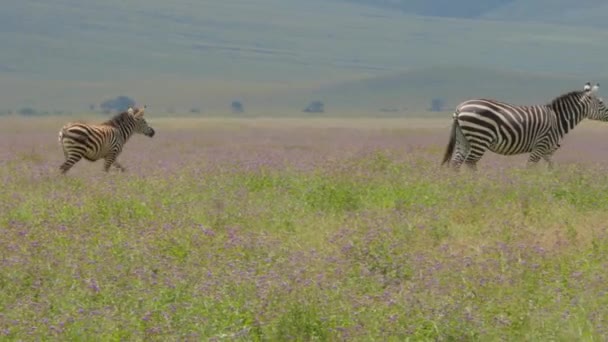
[441,82,608,170]
[58,105,155,174]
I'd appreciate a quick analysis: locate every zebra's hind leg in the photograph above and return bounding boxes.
[541,155,555,170]
[462,145,489,171]
[464,159,479,171]
[448,139,468,171]
[449,152,465,170]
[112,160,127,172]
[448,125,476,171]
[59,154,82,174]
[526,152,544,169]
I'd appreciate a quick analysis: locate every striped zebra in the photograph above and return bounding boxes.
[441,82,608,170]
[58,105,155,174]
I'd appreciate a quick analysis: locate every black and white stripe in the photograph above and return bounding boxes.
[58,106,155,174]
[442,83,608,170]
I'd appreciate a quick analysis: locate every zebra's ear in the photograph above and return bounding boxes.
[584,82,592,91]
[127,107,134,115]
[592,83,600,93]
[136,105,146,117]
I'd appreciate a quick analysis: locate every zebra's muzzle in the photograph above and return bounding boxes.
[147,129,155,137]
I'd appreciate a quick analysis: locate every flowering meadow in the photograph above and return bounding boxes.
[2,116,608,341]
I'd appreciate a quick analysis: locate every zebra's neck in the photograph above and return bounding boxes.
[104,112,136,140]
[547,91,589,135]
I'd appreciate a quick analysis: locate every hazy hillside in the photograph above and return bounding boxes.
[339,0,608,27]
[301,66,603,113]
[483,1,608,27]
[2,0,608,114]
[337,0,513,18]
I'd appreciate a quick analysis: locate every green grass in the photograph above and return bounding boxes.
[2,117,608,339]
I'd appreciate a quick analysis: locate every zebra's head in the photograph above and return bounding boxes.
[128,105,156,137]
[583,83,608,122]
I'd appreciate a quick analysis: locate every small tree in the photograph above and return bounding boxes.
[18,107,38,116]
[231,100,244,114]
[303,100,324,113]
[100,96,135,114]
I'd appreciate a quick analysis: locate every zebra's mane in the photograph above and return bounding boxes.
[547,90,586,107]
[102,111,131,127]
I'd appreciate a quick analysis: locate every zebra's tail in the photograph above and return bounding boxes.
[58,128,65,144]
[441,112,459,166]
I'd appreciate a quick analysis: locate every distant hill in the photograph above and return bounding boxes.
[2,0,608,113]
[337,0,608,27]
[337,0,514,18]
[482,1,608,27]
[301,66,604,113]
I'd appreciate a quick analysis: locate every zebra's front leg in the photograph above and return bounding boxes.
[103,150,122,172]
[542,145,560,170]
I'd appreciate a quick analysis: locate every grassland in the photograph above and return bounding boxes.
[2,116,608,340]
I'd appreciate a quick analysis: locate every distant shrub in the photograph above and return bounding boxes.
[100,96,135,114]
[303,100,324,113]
[430,98,446,112]
[189,107,201,114]
[18,107,38,116]
[231,100,244,114]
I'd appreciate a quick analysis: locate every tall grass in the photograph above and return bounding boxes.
[1,117,608,340]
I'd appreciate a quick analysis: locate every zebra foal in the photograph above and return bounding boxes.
[442,82,608,170]
[58,106,155,174]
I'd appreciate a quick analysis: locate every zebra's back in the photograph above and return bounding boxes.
[455,99,556,156]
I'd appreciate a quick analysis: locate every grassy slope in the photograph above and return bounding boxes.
[2,0,608,113]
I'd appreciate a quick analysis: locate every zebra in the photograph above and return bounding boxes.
[58,105,155,174]
[441,82,608,170]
